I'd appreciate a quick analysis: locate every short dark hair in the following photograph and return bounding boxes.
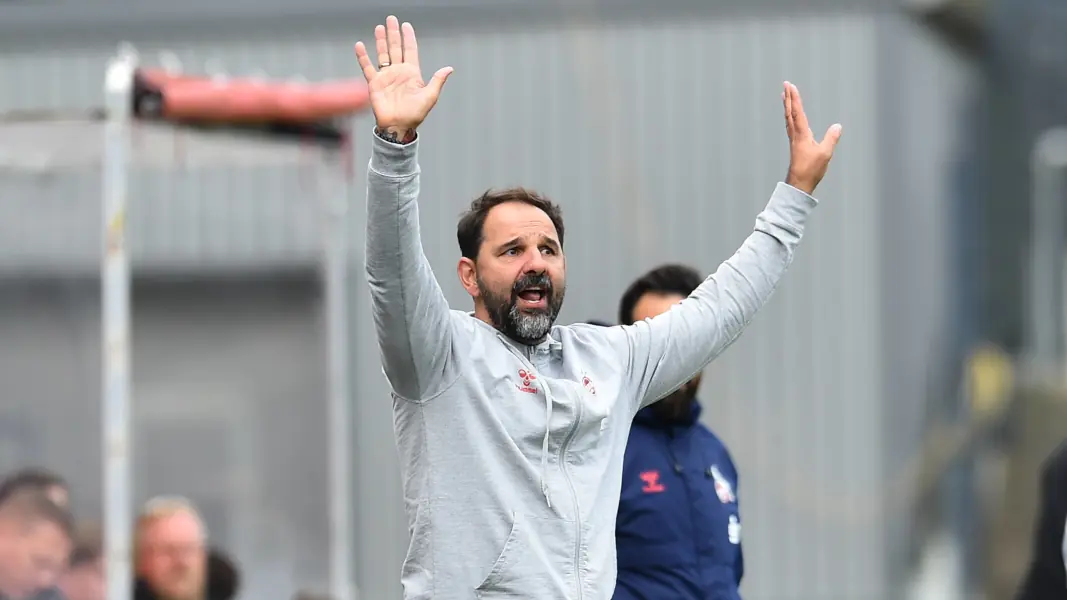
[618,264,704,325]
[0,490,74,538]
[0,468,67,505]
[457,188,565,260]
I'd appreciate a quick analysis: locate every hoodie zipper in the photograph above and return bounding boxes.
[557,373,584,600]
[522,344,585,600]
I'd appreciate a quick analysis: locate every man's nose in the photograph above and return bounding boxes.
[523,250,548,273]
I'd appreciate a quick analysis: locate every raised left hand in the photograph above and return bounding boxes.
[782,82,841,195]
[354,16,453,142]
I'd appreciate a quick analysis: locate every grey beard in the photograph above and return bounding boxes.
[478,271,564,345]
[508,304,553,342]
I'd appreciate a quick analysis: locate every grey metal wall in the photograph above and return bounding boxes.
[0,6,973,600]
[877,14,982,587]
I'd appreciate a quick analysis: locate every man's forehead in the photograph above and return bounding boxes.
[29,520,68,540]
[483,202,559,242]
[145,511,201,538]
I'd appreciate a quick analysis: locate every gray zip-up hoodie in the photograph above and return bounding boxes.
[365,133,818,600]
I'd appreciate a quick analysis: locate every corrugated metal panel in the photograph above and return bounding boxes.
[0,33,363,275]
[0,0,880,42]
[0,120,345,274]
[0,10,970,600]
[0,165,327,275]
[875,12,982,585]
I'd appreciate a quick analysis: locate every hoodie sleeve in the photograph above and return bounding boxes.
[621,182,817,411]
[365,132,457,401]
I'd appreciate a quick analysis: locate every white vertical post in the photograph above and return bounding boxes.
[1029,127,1067,369]
[102,45,136,600]
[324,141,355,600]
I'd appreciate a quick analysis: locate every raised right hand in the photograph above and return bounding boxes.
[355,15,453,143]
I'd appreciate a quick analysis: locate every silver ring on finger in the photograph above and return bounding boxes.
[378,61,391,69]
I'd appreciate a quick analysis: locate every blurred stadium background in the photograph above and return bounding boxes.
[1,0,1065,598]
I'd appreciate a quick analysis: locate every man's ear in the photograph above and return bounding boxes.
[457,257,480,298]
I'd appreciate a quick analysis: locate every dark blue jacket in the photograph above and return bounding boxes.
[614,400,743,600]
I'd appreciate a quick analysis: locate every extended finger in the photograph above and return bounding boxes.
[790,83,812,139]
[386,15,404,64]
[374,25,389,67]
[354,42,377,81]
[783,82,795,140]
[820,123,843,153]
[426,66,453,97]
[401,22,419,67]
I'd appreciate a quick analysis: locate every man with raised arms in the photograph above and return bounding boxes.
[355,15,842,599]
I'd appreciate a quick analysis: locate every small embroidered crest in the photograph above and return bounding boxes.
[709,465,736,504]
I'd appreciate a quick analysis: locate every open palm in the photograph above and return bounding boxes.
[782,82,842,195]
[355,16,453,137]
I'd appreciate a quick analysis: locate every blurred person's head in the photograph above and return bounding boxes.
[0,469,69,508]
[619,264,706,422]
[135,496,208,600]
[57,524,104,600]
[456,188,567,345]
[0,490,73,599]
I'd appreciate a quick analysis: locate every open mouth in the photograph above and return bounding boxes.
[515,286,548,310]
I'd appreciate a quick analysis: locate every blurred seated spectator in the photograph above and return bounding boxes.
[0,490,73,599]
[0,469,69,509]
[55,524,104,600]
[133,496,239,600]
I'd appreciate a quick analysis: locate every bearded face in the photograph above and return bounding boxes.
[457,199,567,345]
[478,270,566,345]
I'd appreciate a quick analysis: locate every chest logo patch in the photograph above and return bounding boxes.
[516,369,538,394]
[709,465,736,504]
[639,470,666,494]
[581,374,597,396]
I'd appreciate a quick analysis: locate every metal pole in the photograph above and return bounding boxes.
[102,45,136,600]
[1028,127,1067,370]
[324,142,355,600]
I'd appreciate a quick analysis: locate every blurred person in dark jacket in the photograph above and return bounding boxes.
[55,524,104,600]
[606,264,744,600]
[0,470,69,509]
[1017,440,1067,600]
[0,490,73,600]
[133,496,239,600]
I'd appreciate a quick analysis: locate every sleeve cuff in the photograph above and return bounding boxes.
[369,128,419,178]
[762,181,819,234]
